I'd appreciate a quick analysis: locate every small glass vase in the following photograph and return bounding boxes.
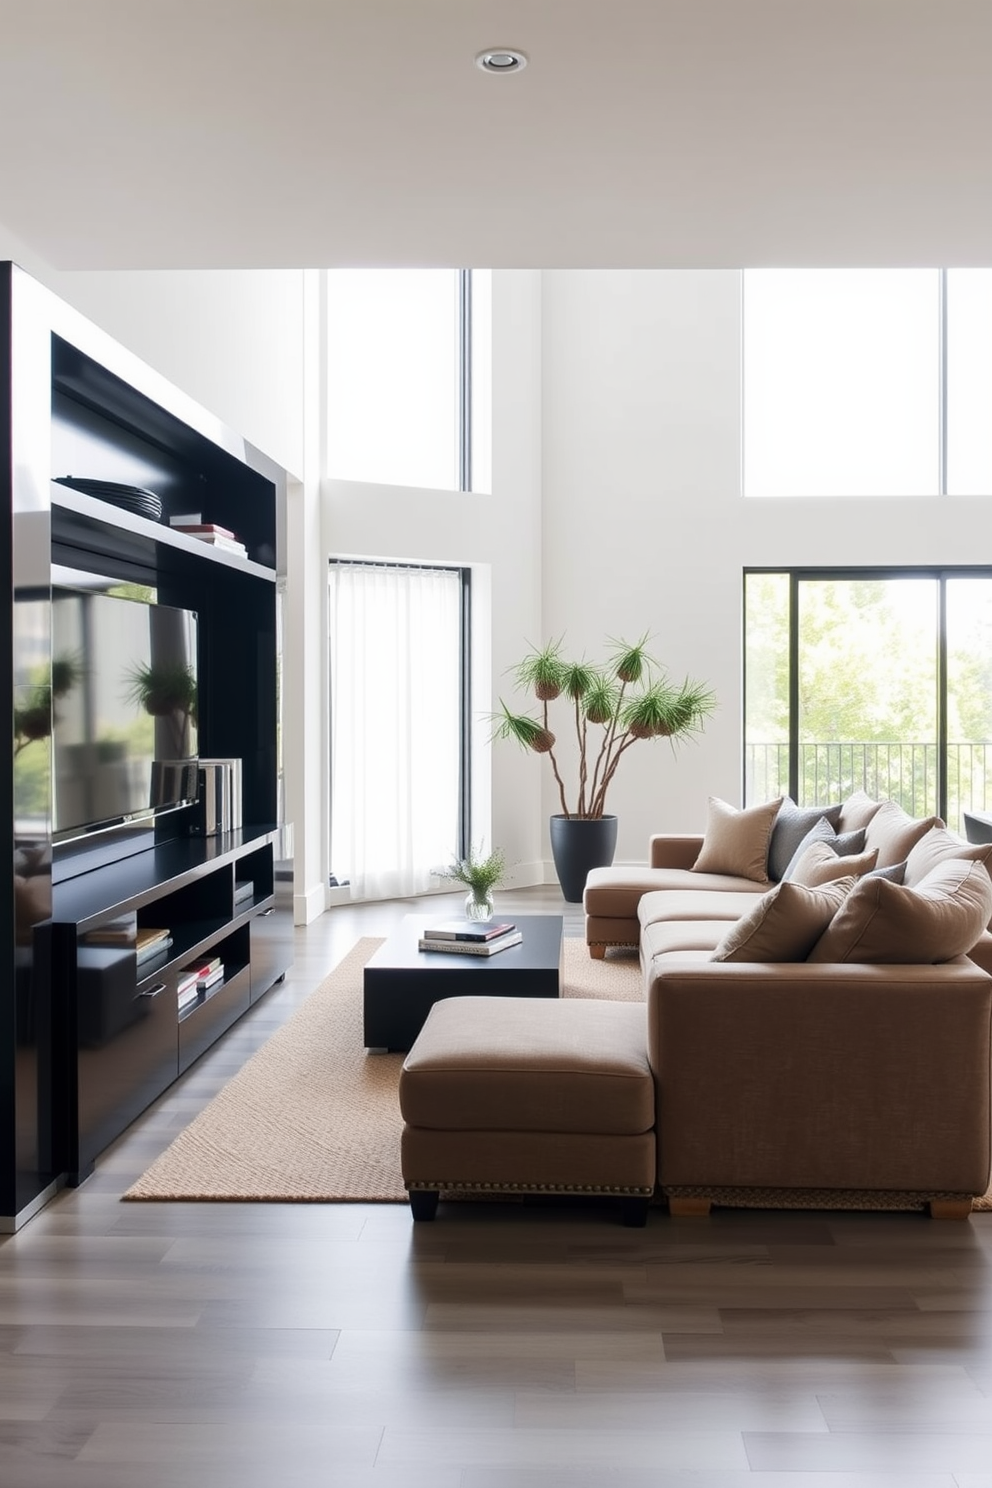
[464,889,495,923]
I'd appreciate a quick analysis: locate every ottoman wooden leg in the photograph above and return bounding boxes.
[409,1189,439,1222]
[589,944,606,959]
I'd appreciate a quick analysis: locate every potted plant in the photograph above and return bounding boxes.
[439,843,506,922]
[493,636,714,901]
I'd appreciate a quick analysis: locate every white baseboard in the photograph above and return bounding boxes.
[294,883,329,924]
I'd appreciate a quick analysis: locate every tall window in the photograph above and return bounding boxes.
[744,569,992,834]
[325,268,492,493]
[328,561,468,900]
[743,269,992,497]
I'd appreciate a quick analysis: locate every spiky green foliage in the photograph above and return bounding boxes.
[515,642,566,701]
[440,843,506,897]
[610,634,653,685]
[493,635,715,818]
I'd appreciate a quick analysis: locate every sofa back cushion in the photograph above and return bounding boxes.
[711,876,857,963]
[808,857,992,964]
[692,796,783,884]
[790,840,879,887]
[903,823,992,888]
[767,796,843,882]
[863,800,942,869]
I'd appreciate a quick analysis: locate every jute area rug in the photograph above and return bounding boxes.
[123,936,642,1204]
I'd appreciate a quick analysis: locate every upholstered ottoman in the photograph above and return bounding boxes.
[399,995,656,1225]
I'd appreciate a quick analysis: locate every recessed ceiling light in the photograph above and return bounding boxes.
[475,48,528,74]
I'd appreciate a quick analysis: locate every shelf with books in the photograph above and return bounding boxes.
[50,483,275,580]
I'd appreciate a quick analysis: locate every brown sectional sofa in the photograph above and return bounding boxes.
[581,791,992,1216]
[398,792,992,1222]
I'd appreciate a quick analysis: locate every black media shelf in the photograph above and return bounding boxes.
[2,261,294,1223]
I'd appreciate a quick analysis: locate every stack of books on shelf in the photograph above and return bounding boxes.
[83,915,135,947]
[176,955,224,1013]
[169,513,248,559]
[84,920,173,968]
[135,927,173,970]
[234,878,254,910]
[418,920,521,956]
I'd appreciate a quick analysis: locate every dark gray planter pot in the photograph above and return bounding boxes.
[549,814,618,903]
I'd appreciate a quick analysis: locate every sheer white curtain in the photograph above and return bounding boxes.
[328,562,463,900]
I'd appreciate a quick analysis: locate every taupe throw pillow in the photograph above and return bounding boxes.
[767,796,843,881]
[691,796,783,884]
[711,876,856,963]
[781,818,867,881]
[838,789,883,833]
[903,823,992,888]
[789,840,879,887]
[863,800,942,870]
[808,857,992,964]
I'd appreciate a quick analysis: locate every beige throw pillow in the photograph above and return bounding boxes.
[838,789,883,833]
[789,840,879,887]
[903,823,992,888]
[808,857,992,964]
[863,800,942,869]
[692,796,783,885]
[711,876,856,963]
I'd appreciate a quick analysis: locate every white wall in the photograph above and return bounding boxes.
[540,269,992,863]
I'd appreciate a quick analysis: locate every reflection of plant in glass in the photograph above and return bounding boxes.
[125,662,198,721]
[14,654,81,755]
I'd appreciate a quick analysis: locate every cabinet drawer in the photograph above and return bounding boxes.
[178,964,251,1073]
[74,966,178,1179]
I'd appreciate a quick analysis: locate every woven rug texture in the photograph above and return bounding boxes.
[123,936,641,1203]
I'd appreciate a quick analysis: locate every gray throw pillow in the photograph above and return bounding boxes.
[782,817,867,881]
[767,797,843,882]
[867,860,907,884]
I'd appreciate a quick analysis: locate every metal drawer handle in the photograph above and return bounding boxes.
[137,983,166,999]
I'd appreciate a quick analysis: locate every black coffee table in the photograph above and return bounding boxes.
[363,913,563,1051]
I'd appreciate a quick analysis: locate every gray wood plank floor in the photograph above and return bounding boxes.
[4,885,992,1486]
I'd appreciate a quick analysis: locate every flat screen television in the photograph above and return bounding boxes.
[51,586,200,845]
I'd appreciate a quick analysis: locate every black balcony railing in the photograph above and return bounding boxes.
[745,741,992,833]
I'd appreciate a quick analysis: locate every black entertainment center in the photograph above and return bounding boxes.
[2,262,294,1227]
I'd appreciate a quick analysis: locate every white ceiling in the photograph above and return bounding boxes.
[3,0,992,270]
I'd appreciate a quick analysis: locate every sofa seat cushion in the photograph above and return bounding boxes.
[585,866,766,922]
[399,996,653,1136]
[641,919,727,962]
[638,889,764,929]
[809,857,992,964]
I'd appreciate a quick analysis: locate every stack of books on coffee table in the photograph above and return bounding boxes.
[418,920,521,956]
